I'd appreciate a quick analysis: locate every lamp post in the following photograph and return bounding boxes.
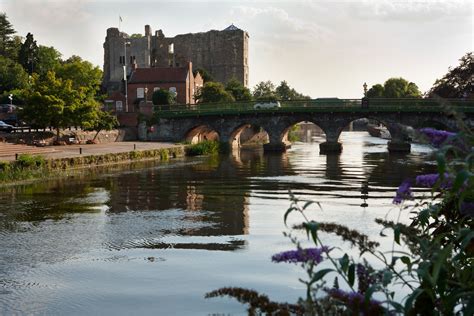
[363,82,368,97]
[124,41,131,112]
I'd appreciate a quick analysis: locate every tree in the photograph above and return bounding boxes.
[22,71,101,139]
[366,84,384,98]
[193,68,214,83]
[0,12,17,60]
[428,52,473,98]
[366,78,421,98]
[36,45,62,77]
[225,78,252,101]
[0,55,29,94]
[195,82,235,103]
[18,32,38,74]
[55,55,102,93]
[152,89,173,105]
[252,80,276,99]
[87,110,118,141]
[275,81,310,100]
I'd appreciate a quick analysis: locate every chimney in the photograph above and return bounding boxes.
[145,25,151,36]
[132,62,138,71]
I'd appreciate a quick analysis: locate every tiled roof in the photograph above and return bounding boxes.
[129,67,189,84]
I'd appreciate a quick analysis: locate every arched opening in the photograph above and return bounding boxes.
[230,124,269,149]
[185,125,219,144]
[337,118,392,153]
[281,121,326,144]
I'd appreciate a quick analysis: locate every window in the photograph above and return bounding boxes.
[153,87,160,92]
[137,88,145,98]
[130,56,136,64]
[169,87,177,95]
[116,101,123,112]
[119,56,125,64]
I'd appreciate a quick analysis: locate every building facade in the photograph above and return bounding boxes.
[103,24,249,94]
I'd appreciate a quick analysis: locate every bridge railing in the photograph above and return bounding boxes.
[154,98,474,117]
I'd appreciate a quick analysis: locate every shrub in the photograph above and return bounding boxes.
[185,141,220,156]
[16,154,45,168]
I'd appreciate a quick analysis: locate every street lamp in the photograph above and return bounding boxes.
[124,41,131,112]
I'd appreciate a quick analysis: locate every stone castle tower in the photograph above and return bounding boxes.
[103,24,249,93]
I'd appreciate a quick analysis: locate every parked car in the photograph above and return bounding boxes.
[254,101,281,109]
[0,120,14,133]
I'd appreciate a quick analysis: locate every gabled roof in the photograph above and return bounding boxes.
[223,24,241,31]
[129,67,189,84]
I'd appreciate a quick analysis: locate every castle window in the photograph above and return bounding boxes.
[116,101,123,112]
[130,56,136,64]
[168,43,174,54]
[119,56,125,64]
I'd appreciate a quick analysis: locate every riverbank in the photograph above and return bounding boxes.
[0,142,186,185]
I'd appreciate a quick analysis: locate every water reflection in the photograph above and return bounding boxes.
[0,132,436,314]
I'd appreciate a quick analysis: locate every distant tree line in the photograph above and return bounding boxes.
[0,12,117,138]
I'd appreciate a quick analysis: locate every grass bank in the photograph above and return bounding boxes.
[0,146,185,184]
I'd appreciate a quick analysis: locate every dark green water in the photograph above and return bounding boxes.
[0,132,435,315]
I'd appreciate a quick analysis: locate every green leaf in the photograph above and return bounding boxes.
[436,152,446,175]
[452,170,469,192]
[394,225,401,245]
[348,263,355,287]
[339,254,349,273]
[460,231,474,250]
[404,288,423,312]
[284,207,296,226]
[310,269,334,284]
[364,285,377,307]
[302,201,314,210]
[303,221,319,244]
[382,270,393,286]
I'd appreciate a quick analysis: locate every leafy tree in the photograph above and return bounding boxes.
[225,78,252,101]
[152,89,173,105]
[22,71,101,139]
[36,45,62,77]
[0,55,29,94]
[18,32,38,74]
[195,82,235,103]
[56,55,102,93]
[87,110,118,141]
[130,33,143,38]
[253,80,276,99]
[193,68,214,83]
[366,78,421,98]
[428,52,473,98]
[0,12,17,60]
[366,84,384,98]
[275,81,310,100]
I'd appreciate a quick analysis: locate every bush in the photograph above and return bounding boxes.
[185,141,220,156]
[16,154,45,168]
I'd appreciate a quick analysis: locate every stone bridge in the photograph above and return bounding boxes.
[143,99,474,154]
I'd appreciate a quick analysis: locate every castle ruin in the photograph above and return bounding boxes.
[103,24,249,94]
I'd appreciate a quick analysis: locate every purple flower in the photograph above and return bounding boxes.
[418,128,456,148]
[416,173,452,189]
[325,288,384,315]
[460,202,474,218]
[393,180,413,204]
[272,247,328,264]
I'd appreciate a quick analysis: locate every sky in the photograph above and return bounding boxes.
[1,0,472,98]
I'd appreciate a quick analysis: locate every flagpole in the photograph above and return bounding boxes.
[119,15,122,31]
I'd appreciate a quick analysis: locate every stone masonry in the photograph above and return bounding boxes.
[103,24,249,94]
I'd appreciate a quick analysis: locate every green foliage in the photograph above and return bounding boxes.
[288,124,301,142]
[276,80,310,100]
[55,55,102,93]
[225,78,252,102]
[0,55,29,94]
[0,12,17,60]
[185,141,220,156]
[16,154,45,168]
[193,68,214,83]
[152,89,173,105]
[252,80,276,99]
[36,45,62,77]
[130,33,143,38]
[18,32,38,74]
[428,52,473,98]
[367,78,422,98]
[85,110,119,141]
[195,82,235,103]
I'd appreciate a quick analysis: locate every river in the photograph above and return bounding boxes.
[0,132,436,315]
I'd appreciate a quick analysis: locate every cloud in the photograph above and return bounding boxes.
[230,5,332,44]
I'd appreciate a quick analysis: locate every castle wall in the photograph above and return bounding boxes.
[103,25,248,94]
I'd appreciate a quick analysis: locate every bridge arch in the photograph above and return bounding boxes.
[184,125,220,144]
[229,123,270,149]
[280,120,326,144]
